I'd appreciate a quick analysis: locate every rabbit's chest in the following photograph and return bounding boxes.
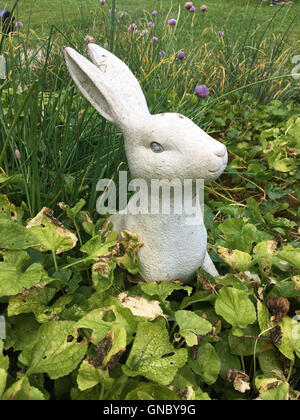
[114,212,207,283]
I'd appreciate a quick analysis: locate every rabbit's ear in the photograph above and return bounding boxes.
[64,47,140,130]
[88,43,150,118]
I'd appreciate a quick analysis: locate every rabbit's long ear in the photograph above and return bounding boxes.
[65,47,144,130]
[88,44,150,118]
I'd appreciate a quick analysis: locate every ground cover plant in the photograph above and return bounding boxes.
[0,0,299,400]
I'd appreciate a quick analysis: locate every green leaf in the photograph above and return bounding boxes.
[0,219,37,249]
[75,309,114,345]
[141,281,192,302]
[174,310,212,347]
[215,287,256,330]
[27,207,77,255]
[276,316,300,362]
[1,377,46,400]
[276,246,300,269]
[92,260,116,294]
[218,219,257,253]
[180,290,215,309]
[0,194,25,221]
[124,318,187,385]
[257,301,270,334]
[0,261,47,298]
[26,321,88,379]
[260,382,289,400]
[0,340,9,371]
[7,287,57,317]
[0,368,7,398]
[77,359,114,391]
[188,342,220,385]
[217,247,252,272]
[126,383,180,400]
[5,314,40,352]
[258,348,283,375]
[215,341,241,379]
[80,232,117,260]
[228,326,265,356]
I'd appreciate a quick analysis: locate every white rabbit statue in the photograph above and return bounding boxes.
[64,44,227,283]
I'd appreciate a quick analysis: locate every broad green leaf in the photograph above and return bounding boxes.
[215,288,256,330]
[228,326,265,356]
[0,340,9,370]
[276,246,300,269]
[180,290,215,309]
[27,207,77,255]
[99,324,126,369]
[258,348,283,375]
[218,219,257,253]
[7,287,57,317]
[276,316,300,362]
[217,247,252,272]
[126,383,180,400]
[124,318,187,385]
[215,341,241,379]
[1,377,45,400]
[34,294,73,323]
[257,301,270,334]
[174,310,212,347]
[255,374,289,400]
[80,232,117,260]
[5,314,40,353]
[0,219,37,249]
[77,359,114,391]
[0,368,7,398]
[0,193,24,221]
[115,231,143,274]
[92,261,116,293]
[141,281,192,302]
[189,342,220,385]
[27,321,88,379]
[0,262,46,297]
[260,382,289,400]
[76,309,114,345]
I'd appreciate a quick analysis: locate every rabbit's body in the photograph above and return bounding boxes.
[65,44,227,282]
[110,195,208,283]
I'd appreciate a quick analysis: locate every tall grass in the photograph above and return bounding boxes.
[0,2,298,216]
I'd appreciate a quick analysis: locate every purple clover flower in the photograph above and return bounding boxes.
[177,51,185,60]
[168,18,177,26]
[120,12,125,19]
[201,5,207,12]
[184,2,193,9]
[195,85,210,99]
[152,10,158,17]
[190,6,196,12]
[99,0,106,4]
[128,23,136,31]
[218,30,224,37]
[141,29,148,36]
[160,50,166,58]
[15,21,23,27]
[148,21,154,28]
[152,36,159,43]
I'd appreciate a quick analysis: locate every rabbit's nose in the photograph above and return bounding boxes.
[215,144,227,158]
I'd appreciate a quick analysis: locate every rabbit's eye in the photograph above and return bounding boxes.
[150,142,164,153]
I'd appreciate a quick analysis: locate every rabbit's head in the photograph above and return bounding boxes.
[65,44,227,183]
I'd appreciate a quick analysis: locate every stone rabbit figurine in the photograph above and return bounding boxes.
[64,44,227,283]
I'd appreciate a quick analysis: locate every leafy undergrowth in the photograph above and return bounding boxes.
[0,180,299,400]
